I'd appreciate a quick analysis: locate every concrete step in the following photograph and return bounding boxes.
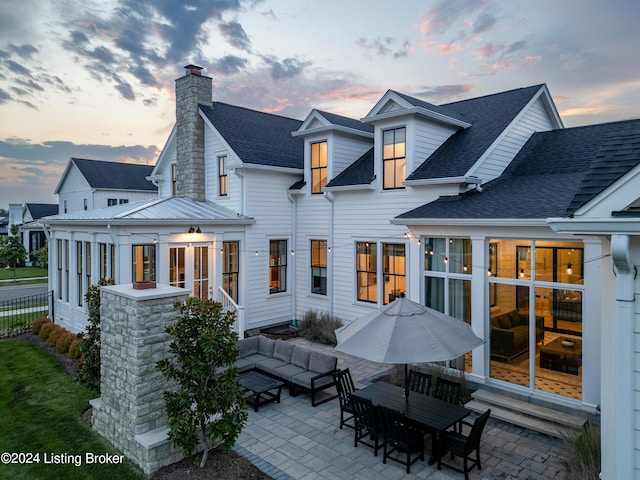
[465,389,589,439]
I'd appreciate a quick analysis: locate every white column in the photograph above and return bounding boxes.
[470,235,488,381]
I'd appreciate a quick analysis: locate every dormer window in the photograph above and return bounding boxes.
[383,127,406,189]
[311,141,327,194]
[218,155,228,196]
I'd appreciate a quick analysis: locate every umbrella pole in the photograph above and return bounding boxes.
[404,364,409,401]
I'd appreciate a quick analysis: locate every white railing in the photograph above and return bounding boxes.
[217,287,245,339]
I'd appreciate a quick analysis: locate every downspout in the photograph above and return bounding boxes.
[288,192,297,323]
[324,191,334,317]
[233,167,246,215]
[608,234,635,480]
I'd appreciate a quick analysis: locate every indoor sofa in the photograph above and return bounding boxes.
[490,310,544,362]
[237,335,338,406]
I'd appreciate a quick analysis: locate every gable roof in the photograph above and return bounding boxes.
[407,84,547,181]
[55,158,157,193]
[395,118,640,222]
[315,110,374,134]
[25,203,58,219]
[200,102,304,169]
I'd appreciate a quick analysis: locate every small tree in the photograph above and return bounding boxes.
[157,297,247,468]
[32,244,49,268]
[76,278,114,391]
[0,224,27,282]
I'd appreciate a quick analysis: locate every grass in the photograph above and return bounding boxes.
[0,267,47,285]
[0,339,145,480]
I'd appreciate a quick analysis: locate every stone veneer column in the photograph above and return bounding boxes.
[175,65,212,201]
[90,283,189,474]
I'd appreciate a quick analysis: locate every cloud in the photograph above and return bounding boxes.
[419,0,485,36]
[214,55,249,75]
[356,37,412,58]
[412,84,476,103]
[262,55,312,81]
[218,21,252,51]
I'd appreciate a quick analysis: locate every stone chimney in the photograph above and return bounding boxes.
[175,64,212,201]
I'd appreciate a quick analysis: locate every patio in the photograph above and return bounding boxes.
[234,337,567,479]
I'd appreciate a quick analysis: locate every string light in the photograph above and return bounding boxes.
[520,268,525,278]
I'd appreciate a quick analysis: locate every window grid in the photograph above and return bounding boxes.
[218,155,228,196]
[382,127,406,190]
[223,241,239,303]
[311,240,327,295]
[311,141,328,194]
[356,242,377,303]
[269,240,287,294]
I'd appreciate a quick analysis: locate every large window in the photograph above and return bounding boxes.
[223,241,239,303]
[423,237,471,321]
[99,243,114,280]
[218,155,228,196]
[194,246,209,299]
[85,241,91,304]
[311,141,328,194]
[269,240,287,294]
[57,239,63,300]
[132,244,156,282]
[356,242,377,303]
[383,244,405,304]
[311,240,327,295]
[383,127,406,189]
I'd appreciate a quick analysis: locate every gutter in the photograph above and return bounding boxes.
[287,192,297,323]
[324,191,335,317]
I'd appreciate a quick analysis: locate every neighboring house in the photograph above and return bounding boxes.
[54,157,158,214]
[6,203,58,265]
[42,65,640,478]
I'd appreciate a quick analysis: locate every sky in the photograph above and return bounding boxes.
[0,0,639,210]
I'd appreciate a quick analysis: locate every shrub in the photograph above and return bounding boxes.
[31,317,51,335]
[297,309,343,346]
[47,325,65,347]
[39,322,55,341]
[68,337,83,359]
[561,421,601,480]
[56,332,75,354]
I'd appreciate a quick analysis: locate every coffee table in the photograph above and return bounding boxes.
[539,337,582,375]
[239,371,284,412]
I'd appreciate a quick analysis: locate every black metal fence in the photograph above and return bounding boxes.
[0,291,53,339]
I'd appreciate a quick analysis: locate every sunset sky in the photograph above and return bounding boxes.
[1,0,638,209]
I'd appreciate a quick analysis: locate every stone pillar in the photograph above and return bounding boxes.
[91,283,189,474]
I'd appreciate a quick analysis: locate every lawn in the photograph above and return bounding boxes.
[0,339,145,480]
[0,267,47,284]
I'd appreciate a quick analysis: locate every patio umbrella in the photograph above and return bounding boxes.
[335,296,484,398]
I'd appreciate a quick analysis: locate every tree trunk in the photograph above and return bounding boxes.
[199,421,209,468]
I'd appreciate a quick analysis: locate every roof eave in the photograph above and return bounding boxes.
[391,218,549,227]
[362,107,471,129]
[44,217,256,227]
[324,182,376,192]
[547,216,640,235]
[291,125,374,139]
[231,164,303,174]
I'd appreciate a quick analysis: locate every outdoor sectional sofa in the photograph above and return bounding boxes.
[236,335,338,406]
[490,309,544,362]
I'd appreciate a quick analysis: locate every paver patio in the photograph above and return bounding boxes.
[234,337,567,480]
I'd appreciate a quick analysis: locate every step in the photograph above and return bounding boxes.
[465,400,577,438]
[471,389,587,430]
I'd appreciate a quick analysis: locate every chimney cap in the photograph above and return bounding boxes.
[184,64,203,76]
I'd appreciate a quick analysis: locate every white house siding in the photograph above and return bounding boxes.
[241,169,300,330]
[93,190,157,208]
[57,166,92,213]
[290,191,331,319]
[331,133,372,180]
[470,96,556,181]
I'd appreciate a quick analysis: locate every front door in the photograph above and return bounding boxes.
[170,245,212,299]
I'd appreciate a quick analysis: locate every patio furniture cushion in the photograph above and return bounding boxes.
[239,335,259,357]
[308,351,337,374]
[291,346,311,369]
[258,336,276,356]
[273,364,308,382]
[273,340,295,362]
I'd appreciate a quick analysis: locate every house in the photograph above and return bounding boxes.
[5,203,58,265]
[42,65,640,478]
[54,157,158,214]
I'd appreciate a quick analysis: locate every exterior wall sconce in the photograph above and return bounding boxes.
[188,226,201,233]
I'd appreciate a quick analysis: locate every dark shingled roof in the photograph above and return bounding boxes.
[407,85,545,181]
[71,158,157,191]
[25,203,58,219]
[392,90,470,124]
[200,102,303,169]
[327,148,375,187]
[397,118,640,220]
[315,110,374,134]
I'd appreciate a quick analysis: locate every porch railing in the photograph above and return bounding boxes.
[217,287,245,339]
[0,291,53,339]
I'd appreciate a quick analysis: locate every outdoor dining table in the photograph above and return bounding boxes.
[351,381,472,464]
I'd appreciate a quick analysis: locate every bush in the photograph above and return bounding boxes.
[561,422,601,480]
[46,325,65,347]
[297,309,343,346]
[68,337,83,359]
[39,322,55,341]
[56,332,75,354]
[31,317,51,335]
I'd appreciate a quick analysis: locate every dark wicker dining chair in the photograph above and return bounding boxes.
[377,405,425,473]
[408,369,432,396]
[332,368,356,429]
[349,393,383,456]
[438,408,491,480]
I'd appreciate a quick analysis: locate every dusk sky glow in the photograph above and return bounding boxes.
[0,0,638,209]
